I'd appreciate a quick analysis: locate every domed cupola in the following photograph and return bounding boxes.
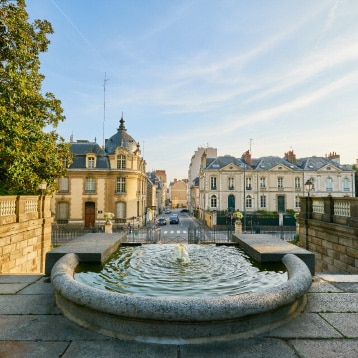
[105,116,139,154]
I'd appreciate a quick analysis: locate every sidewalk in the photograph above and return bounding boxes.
[0,274,357,357]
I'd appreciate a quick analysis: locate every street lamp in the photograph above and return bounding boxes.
[39,181,47,196]
[304,179,313,250]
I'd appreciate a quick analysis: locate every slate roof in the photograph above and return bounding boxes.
[104,117,139,155]
[69,141,110,169]
[296,157,352,171]
[205,156,250,170]
[203,155,353,172]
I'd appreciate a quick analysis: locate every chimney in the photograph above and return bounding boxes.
[327,151,340,164]
[241,150,251,166]
[201,151,207,169]
[284,150,297,165]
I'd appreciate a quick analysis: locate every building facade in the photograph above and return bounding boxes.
[51,117,147,229]
[198,150,355,223]
[170,179,188,208]
[188,146,217,214]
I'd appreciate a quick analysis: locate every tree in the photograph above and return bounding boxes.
[0,0,72,194]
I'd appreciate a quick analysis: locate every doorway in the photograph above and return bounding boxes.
[85,202,95,228]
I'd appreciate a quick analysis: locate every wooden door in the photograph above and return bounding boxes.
[85,202,95,228]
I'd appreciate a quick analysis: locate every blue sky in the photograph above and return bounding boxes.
[26,0,358,182]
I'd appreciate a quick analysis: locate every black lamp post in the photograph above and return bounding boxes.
[304,179,313,250]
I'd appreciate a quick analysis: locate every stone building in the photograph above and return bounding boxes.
[51,117,147,229]
[170,179,188,208]
[198,150,355,222]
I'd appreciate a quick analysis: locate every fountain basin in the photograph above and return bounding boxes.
[51,252,311,344]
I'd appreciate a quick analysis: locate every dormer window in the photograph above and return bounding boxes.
[117,154,126,169]
[87,156,96,169]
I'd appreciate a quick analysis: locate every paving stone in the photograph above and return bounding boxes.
[265,313,342,339]
[0,295,59,315]
[289,339,358,358]
[181,338,297,358]
[18,280,54,295]
[321,313,358,338]
[63,340,177,358]
[0,315,107,341]
[309,277,343,293]
[331,282,358,293]
[305,293,358,313]
[0,341,69,358]
[0,283,30,294]
[0,275,43,284]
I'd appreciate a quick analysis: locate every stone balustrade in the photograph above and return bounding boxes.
[0,195,53,274]
[298,196,357,274]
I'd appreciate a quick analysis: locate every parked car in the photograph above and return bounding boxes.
[165,209,171,214]
[158,217,167,225]
[180,208,189,212]
[170,214,179,224]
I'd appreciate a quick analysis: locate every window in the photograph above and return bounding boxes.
[277,177,283,188]
[260,177,266,188]
[57,202,69,223]
[260,195,266,208]
[326,177,333,191]
[117,155,126,169]
[210,177,217,190]
[228,177,234,190]
[246,195,252,208]
[85,177,96,193]
[115,202,126,221]
[210,195,217,208]
[295,195,300,208]
[58,177,69,193]
[343,178,350,191]
[246,177,252,190]
[116,177,126,193]
[88,156,95,169]
[295,177,301,189]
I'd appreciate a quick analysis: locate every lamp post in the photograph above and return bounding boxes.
[39,181,47,196]
[304,179,313,250]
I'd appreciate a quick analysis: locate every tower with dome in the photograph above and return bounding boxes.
[51,116,147,229]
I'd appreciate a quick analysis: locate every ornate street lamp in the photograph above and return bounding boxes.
[304,179,313,250]
[39,181,47,196]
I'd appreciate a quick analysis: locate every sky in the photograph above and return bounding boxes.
[25,0,358,182]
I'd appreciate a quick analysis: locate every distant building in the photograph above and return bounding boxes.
[188,146,217,214]
[170,179,188,208]
[198,150,355,224]
[51,117,147,229]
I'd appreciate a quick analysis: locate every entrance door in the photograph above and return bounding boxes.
[277,195,285,213]
[85,202,95,228]
[228,195,235,213]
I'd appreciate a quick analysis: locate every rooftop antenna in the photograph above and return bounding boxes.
[103,72,109,148]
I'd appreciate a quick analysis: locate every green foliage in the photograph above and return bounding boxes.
[0,0,72,194]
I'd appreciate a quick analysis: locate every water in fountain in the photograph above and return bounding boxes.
[75,244,287,298]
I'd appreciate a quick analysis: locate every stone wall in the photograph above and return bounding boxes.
[0,196,53,274]
[298,196,358,274]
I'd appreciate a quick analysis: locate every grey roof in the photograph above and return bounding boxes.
[296,157,352,171]
[206,156,250,170]
[254,156,301,171]
[104,117,139,155]
[69,142,110,169]
[203,155,353,172]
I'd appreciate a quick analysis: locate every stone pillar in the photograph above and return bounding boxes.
[235,220,242,234]
[105,222,113,233]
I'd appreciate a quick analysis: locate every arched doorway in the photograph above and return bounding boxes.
[85,202,95,228]
[228,195,235,213]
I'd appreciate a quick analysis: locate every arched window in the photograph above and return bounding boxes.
[210,195,217,208]
[246,195,252,208]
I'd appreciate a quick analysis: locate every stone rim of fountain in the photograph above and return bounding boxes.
[51,252,312,344]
